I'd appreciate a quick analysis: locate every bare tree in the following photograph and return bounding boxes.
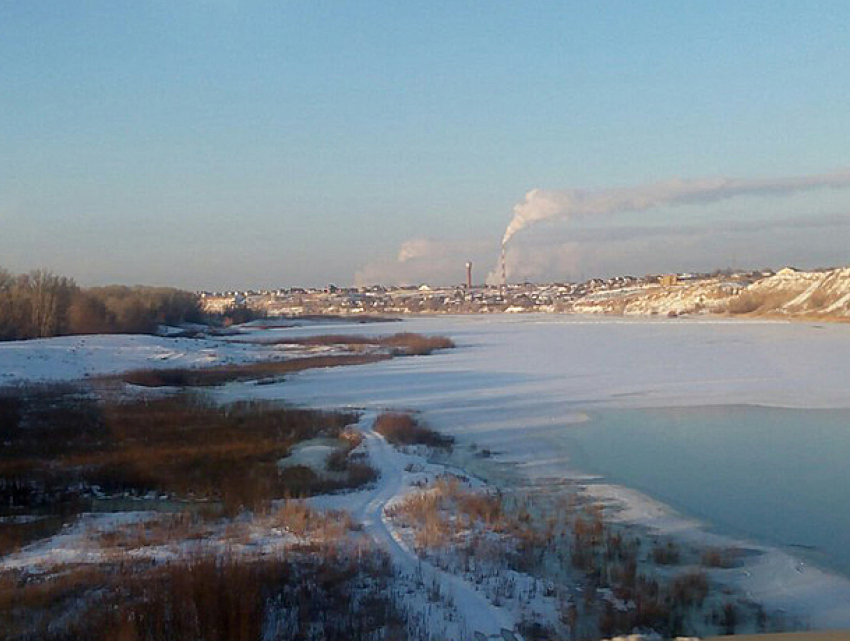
[27,270,75,337]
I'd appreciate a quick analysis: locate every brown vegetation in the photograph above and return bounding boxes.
[120,353,392,387]
[651,540,682,565]
[388,477,753,639]
[238,332,455,356]
[374,413,454,449]
[92,500,357,554]
[0,514,68,558]
[0,385,372,553]
[385,478,504,549]
[700,546,742,568]
[0,267,203,341]
[726,290,774,315]
[725,287,829,317]
[0,545,403,641]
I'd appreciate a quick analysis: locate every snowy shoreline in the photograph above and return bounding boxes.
[239,315,850,631]
[580,483,850,630]
[3,316,850,632]
[438,425,850,631]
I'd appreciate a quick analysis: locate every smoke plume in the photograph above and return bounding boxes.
[501,170,850,246]
[397,239,433,263]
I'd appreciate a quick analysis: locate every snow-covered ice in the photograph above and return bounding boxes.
[213,314,850,629]
[4,315,850,631]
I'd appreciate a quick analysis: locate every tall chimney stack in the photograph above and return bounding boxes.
[465,261,472,290]
[500,245,507,292]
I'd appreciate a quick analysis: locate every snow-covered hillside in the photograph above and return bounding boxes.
[727,266,850,318]
[570,267,850,320]
[571,280,740,317]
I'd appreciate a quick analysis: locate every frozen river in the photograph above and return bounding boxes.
[218,314,850,627]
[564,405,850,577]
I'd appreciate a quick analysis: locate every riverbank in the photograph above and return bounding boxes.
[3,315,849,636]
[248,314,850,632]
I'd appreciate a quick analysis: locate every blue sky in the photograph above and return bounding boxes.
[2,1,849,288]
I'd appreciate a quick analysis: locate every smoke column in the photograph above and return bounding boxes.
[500,171,850,247]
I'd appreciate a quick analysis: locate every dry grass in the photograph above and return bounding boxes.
[700,546,742,568]
[0,514,69,557]
[0,564,113,639]
[235,332,455,356]
[374,412,454,449]
[120,352,392,388]
[670,570,710,606]
[0,386,373,551]
[651,540,682,565]
[387,477,738,638]
[0,545,403,641]
[91,500,359,555]
[94,512,214,551]
[725,289,804,315]
[386,478,506,550]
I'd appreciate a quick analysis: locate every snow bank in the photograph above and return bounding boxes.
[0,332,304,385]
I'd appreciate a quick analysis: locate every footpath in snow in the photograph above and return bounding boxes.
[316,412,522,641]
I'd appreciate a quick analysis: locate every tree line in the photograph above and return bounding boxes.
[0,268,203,341]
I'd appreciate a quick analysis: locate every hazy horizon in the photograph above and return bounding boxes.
[3,2,850,290]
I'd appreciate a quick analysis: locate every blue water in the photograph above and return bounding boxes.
[560,405,850,577]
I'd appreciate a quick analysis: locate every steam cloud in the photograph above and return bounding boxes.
[397,239,433,263]
[501,170,850,246]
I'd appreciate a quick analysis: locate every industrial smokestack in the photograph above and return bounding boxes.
[465,261,472,290]
[500,245,506,291]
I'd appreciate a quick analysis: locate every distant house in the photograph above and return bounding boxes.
[659,274,678,287]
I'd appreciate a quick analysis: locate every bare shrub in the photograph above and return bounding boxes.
[345,461,379,487]
[1,547,403,641]
[266,500,357,541]
[670,570,709,606]
[326,428,373,484]
[380,333,455,356]
[386,478,507,552]
[718,601,739,635]
[0,514,68,556]
[0,386,365,523]
[726,290,764,314]
[236,332,455,356]
[700,546,741,568]
[726,289,799,315]
[374,412,454,448]
[0,565,112,638]
[326,448,350,472]
[651,540,681,565]
[95,512,212,550]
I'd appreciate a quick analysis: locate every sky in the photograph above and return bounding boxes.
[2,1,850,289]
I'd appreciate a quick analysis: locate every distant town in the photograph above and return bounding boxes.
[200,268,773,317]
[199,265,850,321]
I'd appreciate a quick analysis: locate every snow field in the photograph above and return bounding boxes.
[0,333,316,385]
[226,315,850,630]
[5,316,850,634]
